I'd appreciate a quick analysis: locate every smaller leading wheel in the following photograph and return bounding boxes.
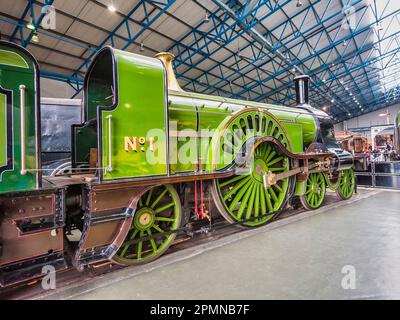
[336,169,355,200]
[300,172,326,210]
[112,184,182,266]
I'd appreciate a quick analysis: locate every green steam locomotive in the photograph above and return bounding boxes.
[0,41,355,287]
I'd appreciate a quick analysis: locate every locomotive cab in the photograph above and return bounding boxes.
[72,47,170,181]
[0,41,41,194]
[72,49,115,173]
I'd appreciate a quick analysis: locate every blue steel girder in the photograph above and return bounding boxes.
[200,0,399,120]
[186,0,350,106]
[189,0,368,115]
[223,0,371,106]
[9,0,55,48]
[254,3,400,114]
[190,0,362,101]
[303,30,400,104]
[192,0,327,96]
[71,0,176,79]
[41,71,84,92]
[312,58,397,117]
[169,0,294,101]
[171,0,289,70]
[211,0,368,115]
[315,33,400,108]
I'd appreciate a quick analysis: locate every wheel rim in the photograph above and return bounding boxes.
[212,109,292,172]
[113,184,181,265]
[304,172,326,209]
[338,169,355,199]
[214,142,290,227]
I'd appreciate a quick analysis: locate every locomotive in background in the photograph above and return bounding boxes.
[0,41,354,288]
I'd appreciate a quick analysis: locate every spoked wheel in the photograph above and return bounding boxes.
[212,142,291,227]
[300,172,326,210]
[112,184,182,266]
[336,169,355,200]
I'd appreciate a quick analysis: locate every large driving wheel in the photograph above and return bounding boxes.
[300,172,326,210]
[212,142,290,227]
[336,169,355,200]
[113,184,182,265]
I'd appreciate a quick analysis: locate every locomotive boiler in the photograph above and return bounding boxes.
[0,41,355,287]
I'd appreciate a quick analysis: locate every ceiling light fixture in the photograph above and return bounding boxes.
[204,13,210,23]
[296,0,303,7]
[140,42,145,52]
[27,18,35,30]
[376,23,383,31]
[108,4,116,12]
[32,32,39,43]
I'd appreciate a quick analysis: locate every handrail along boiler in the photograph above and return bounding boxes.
[0,41,355,287]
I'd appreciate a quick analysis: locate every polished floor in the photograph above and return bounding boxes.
[40,189,400,300]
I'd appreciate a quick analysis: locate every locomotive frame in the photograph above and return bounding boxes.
[0,41,355,288]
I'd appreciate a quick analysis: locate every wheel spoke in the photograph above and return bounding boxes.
[259,184,267,215]
[254,184,260,218]
[263,144,272,159]
[120,229,139,257]
[155,217,175,222]
[269,167,285,172]
[268,187,278,203]
[246,183,257,219]
[150,188,168,209]
[237,183,255,219]
[137,231,145,259]
[223,176,251,201]
[219,175,247,188]
[152,224,165,233]
[273,183,283,193]
[266,156,283,166]
[145,189,153,206]
[265,189,273,212]
[155,202,175,214]
[147,229,158,253]
[265,150,276,164]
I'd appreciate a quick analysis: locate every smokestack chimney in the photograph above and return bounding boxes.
[294,75,310,105]
[155,52,183,92]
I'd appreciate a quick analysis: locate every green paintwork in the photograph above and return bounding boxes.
[168,97,198,173]
[294,180,306,196]
[302,172,326,209]
[89,48,168,180]
[324,172,341,190]
[113,184,182,265]
[336,169,355,200]
[0,50,29,69]
[73,123,97,166]
[82,49,319,181]
[214,141,290,227]
[168,90,318,157]
[281,122,303,153]
[0,43,38,194]
[0,93,6,167]
[206,108,293,171]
